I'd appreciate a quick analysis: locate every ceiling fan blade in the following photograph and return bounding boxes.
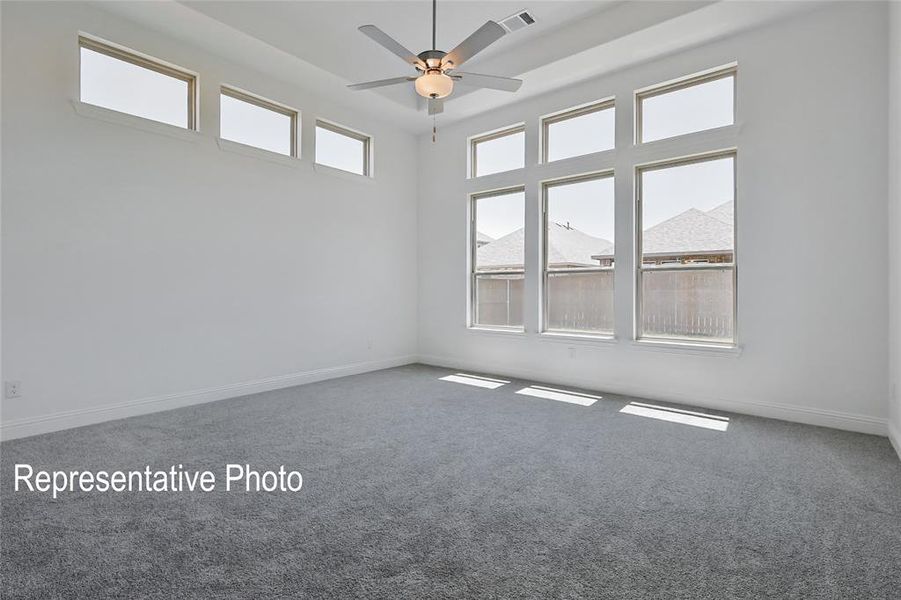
[358,25,425,69]
[442,21,506,69]
[428,98,444,116]
[348,76,416,91]
[450,71,522,92]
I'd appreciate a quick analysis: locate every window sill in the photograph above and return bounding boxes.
[538,332,617,345]
[537,147,616,170]
[216,138,305,169]
[313,162,374,184]
[467,166,526,182]
[631,123,740,156]
[631,338,742,357]
[71,100,200,143]
[466,326,526,338]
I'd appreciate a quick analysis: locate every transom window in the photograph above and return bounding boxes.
[315,120,371,176]
[637,152,736,343]
[79,36,196,130]
[637,66,735,143]
[220,87,297,157]
[471,188,526,329]
[470,125,525,178]
[543,173,616,335]
[542,100,615,163]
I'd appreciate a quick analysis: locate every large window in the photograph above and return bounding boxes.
[470,126,525,177]
[637,152,736,343]
[315,121,370,176]
[220,88,297,157]
[542,100,615,163]
[79,36,196,129]
[543,173,615,335]
[637,67,735,143]
[471,188,526,329]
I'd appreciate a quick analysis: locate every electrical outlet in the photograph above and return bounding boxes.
[5,381,22,399]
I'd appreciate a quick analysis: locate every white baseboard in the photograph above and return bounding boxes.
[418,353,889,437]
[1,355,417,441]
[889,419,901,461]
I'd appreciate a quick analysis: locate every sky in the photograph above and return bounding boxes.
[220,94,292,156]
[547,177,614,240]
[475,191,524,240]
[80,47,189,128]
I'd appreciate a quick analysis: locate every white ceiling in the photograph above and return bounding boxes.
[182,1,619,110]
[97,1,824,134]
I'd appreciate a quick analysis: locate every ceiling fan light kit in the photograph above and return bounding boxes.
[415,71,453,99]
[349,0,529,115]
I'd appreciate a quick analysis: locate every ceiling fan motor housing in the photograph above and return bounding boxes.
[417,49,448,70]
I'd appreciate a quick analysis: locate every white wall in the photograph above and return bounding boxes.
[418,1,890,434]
[0,2,419,438]
[889,0,901,452]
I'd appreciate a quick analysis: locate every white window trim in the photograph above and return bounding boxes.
[78,33,199,131]
[219,85,299,158]
[460,63,741,353]
[468,185,527,332]
[539,97,615,164]
[71,99,202,143]
[314,118,373,178]
[634,149,738,347]
[634,63,737,145]
[541,170,616,338]
[468,123,526,179]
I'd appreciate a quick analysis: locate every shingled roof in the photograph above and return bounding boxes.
[475,201,733,268]
[642,201,733,256]
[476,223,612,269]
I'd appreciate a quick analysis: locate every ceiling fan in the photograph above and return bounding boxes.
[347,0,526,115]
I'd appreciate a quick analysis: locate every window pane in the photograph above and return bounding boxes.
[80,46,190,128]
[639,154,735,343]
[220,93,293,156]
[474,129,525,177]
[640,74,734,142]
[545,106,615,162]
[316,125,366,175]
[474,191,525,271]
[545,176,614,334]
[546,271,614,332]
[475,274,524,327]
[641,156,734,265]
[473,190,524,328]
[640,269,734,341]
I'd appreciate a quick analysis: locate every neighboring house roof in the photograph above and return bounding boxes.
[476,231,495,245]
[476,201,734,267]
[705,201,733,225]
[477,223,611,269]
[642,205,733,255]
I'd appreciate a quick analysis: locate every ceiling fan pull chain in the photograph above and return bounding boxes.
[432,114,437,143]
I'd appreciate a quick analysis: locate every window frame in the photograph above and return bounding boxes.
[540,98,615,164]
[635,65,737,144]
[78,35,198,131]
[541,170,616,336]
[469,124,526,179]
[219,86,298,158]
[469,185,527,331]
[634,149,738,346]
[314,119,372,177]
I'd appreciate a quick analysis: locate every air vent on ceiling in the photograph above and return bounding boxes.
[499,10,535,33]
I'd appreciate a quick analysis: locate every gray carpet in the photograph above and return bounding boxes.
[2,364,900,599]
